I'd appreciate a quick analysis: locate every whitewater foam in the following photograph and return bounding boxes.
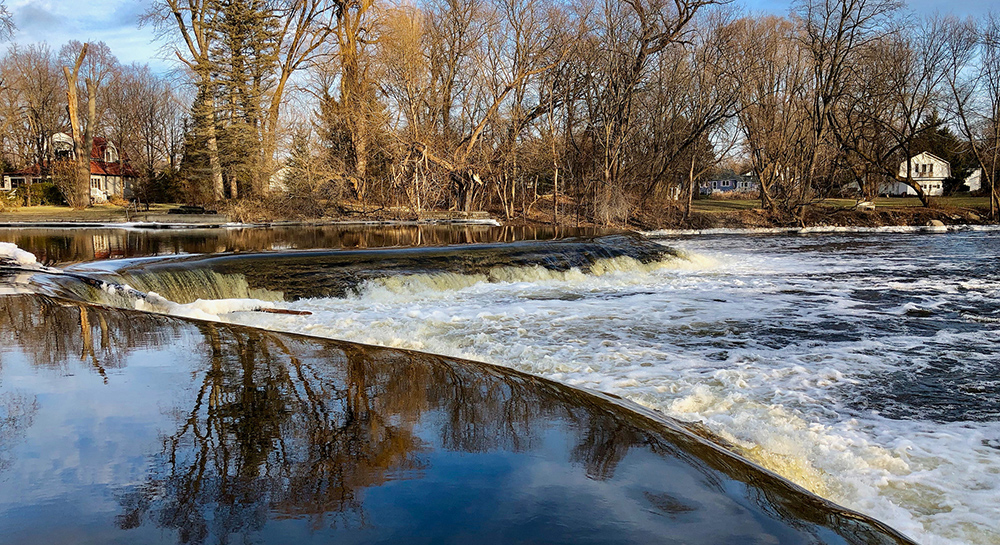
[219,233,1000,545]
[643,223,1000,237]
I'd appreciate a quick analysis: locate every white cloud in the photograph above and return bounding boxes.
[5,0,170,74]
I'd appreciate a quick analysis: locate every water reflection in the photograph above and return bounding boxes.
[0,295,914,544]
[0,391,38,474]
[0,224,615,265]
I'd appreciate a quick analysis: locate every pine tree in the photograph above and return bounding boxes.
[211,0,279,198]
[912,112,976,194]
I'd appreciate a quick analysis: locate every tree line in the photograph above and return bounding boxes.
[1,0,1000,223]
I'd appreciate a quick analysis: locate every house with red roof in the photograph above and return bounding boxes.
[2,133,139,203]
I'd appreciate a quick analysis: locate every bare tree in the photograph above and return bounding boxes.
[0,44,65,205]
[62,44,97,208]
[832,16,948,206]
[145,0,226,201]
[794,0,903,213]
[942,14,1000,218]
[638,10,742,222]
[0,1,14,41]
[260,0,339,183]
[736,16,813,212]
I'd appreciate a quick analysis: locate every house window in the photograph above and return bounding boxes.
[10,177,25,189]
[91,178,101,189]
[929,164,934,176]
[712,181,718,188]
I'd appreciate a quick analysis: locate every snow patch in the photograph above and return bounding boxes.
[0,242,40,267]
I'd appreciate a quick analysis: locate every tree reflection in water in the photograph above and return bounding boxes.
[0,224,610,265]
[0,296,915,545]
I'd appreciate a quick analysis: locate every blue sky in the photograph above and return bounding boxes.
[3,0,1000,76]
[5,0,167,71]
[744,0,998,17]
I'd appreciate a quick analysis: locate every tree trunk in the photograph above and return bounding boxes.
[683,154,696,223]
[64,44,92,209]
[552,167,559,225]
[203,94,225,202]
[81,80,96,199]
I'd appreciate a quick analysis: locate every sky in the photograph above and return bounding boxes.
[4,0,168,72]
[743,0,1000,16]
[3,0,1000,77]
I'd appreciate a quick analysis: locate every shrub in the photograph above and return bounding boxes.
[14,182,66,206]
[0,191,21,211]
[222,195,329,223]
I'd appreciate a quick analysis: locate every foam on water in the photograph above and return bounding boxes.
[643,223,1000,237]
[218,233,1000,545]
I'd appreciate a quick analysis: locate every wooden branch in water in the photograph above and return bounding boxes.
[255,307,312,316]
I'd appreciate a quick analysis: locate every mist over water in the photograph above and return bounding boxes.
[4,226,1000,544]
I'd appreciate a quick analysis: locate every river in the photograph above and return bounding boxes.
[2,224,999,544]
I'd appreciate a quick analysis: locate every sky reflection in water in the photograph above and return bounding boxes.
[0,296,912,544]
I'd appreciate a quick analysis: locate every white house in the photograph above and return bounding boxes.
[965,169,982,192]
[2,134,137,203]
[884,152,951,196]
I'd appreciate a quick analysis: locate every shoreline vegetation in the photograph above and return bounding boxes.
[3,1,1000,229]
[0,196,995,231]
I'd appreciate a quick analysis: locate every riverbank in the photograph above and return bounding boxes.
[0,202,501,229]
[0,196,995,230]
[651,204,993,231]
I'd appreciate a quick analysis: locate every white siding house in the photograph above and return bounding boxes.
[965,169,982,192]
[883,152,951,196]
[2,134,137,203]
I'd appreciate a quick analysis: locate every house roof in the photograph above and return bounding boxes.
[4,160,138,179]
[909,151,950,165]
[90,137,121,160]
[91,160,139,177]
[4,164,44,177]
[4,138,138,179]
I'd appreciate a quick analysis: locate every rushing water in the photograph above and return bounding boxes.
[3,225,1000,544]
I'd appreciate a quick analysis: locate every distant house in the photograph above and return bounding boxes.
[268,166,291,193]
[883,152,951,196]
[1,164,44,194]
[965,169,982,192]
[1,134,138,203]
[699,172,760,196]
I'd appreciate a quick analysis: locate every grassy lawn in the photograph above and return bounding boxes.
[823,196,992,209]
[690,199,763,212]
[692,196,992,214]
[0,203,181,222]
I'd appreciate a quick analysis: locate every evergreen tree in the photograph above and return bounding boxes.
[211,0,279,198]
[912,112,976,194]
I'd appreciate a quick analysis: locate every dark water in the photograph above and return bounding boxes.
[0,224,613,265]
[0,296,911,544]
